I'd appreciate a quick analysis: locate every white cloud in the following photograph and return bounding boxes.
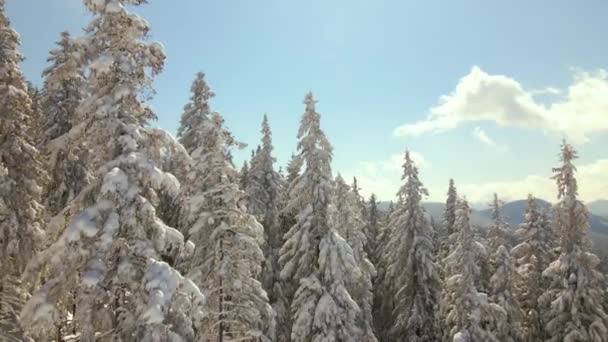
[394,66,608,143]
[471,126,496,146]
[459,158,608,204]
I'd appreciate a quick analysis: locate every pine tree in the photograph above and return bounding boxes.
[373,198,398,335]
[244,114,284,338]
[539,141,608,341]
[21,1,203,340]
[274,152,302,341]
[180,112,274,341]
[177,71,215,155]
[0,1,47,339]
[291,230,364,341]
[277,152,303,250]
[246,114,281,239]
[40,31,86,145]
[142,127,192,229]
[488,244,524,342]
[378,150,440,341]
[439,178,458,259]
[333,175,377,341]
[352,176,368,220]
[26,81,44,147]
[239,160,249,190]
[483,193,512,293]
[279,92,368,341]
[40,31,91,217]
[487,194,511,258]
[443,200,501,342]
[511,195,556,341]
[278,152,302,228]
[484,195,523,341]
[445,179,458,236]
[366,193,381,265]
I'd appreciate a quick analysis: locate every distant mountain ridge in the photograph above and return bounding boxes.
[378,198,608,235]
[588,200,608,218]
[377,198,608,261]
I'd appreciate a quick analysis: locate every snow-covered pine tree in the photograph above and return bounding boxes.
[279,92,370,341]
[26,81,44,147]
[278,152,302,231]
[378,150,440,341]
[239,160,249,190]
[177,71,215,155]
[332,174,377,341]
[352,176,368,221]
[539,141,608,341]
[0,1,48,339]
[180,111,274,341]
[246,114,281,243]
[274,152,302,341]
[487,194,511,257]
[40,31,91,217]
[485,200,524,342]
[483,193,512,291]
[511,194,556,341]
[40,31,86,145]
[244,114,284,337]
[279,93,335,292]
[366,193,380,265]
[439,178,458,259]
[21,1,204,340]
[445,178,458,236]
[443,199,501,342]
[488,244,524,342]
[373,197,400,335]
[142,127,192,229]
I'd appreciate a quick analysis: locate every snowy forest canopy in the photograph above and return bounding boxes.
[1,0,607,341]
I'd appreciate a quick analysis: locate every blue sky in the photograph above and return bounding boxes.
[8,0,608,206]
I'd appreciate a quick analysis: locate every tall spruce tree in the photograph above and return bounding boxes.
[40,31,86,145]
[177,72,215,155]
[246,114,281,246]
[244,114,284,338]
[180,112,274,341]
[443,199,501,342]
[366,193,380,265]
[41,31,91,217]
[378,150,440,341]
[333,175,377,341]
[278,152,302,231]
[487,194,511,257]
[511,195,556,341]
[0,1,47,339]
[445,179,458,236]
[279,92,370,341]
[21,1,204,340]
[26,82,44,147]
[539,141,608,341]
[274,152,302,341]
[352,176,368,220]
[486,195,523,342]
[239,160,249,190]
[439,178,458,259]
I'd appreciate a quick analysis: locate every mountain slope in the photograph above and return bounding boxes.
[588,200,608,218]
[476,198,608,235]
[379,199,608,235]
